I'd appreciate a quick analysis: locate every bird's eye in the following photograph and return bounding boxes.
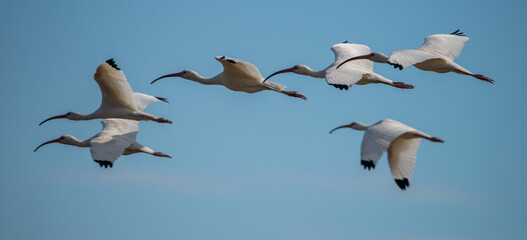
[293,66,298,70]
[183,71,188,74]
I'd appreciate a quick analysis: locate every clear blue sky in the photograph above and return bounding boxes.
[1,0,526,239]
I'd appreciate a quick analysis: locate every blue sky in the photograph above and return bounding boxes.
[1,0,526,239]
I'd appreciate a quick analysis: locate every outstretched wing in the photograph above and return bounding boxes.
[388,32,469,69]
[331,43,373,71]
[326,68,371,88]
[387,49,439,69]
[387,133,422,190]
[419,33,469,61]
[326,43,373,88]
[360,119,414,170]
[215,56,263,82]
[93,59,137,111]
[89,119,139,167]
[133,93,169,111]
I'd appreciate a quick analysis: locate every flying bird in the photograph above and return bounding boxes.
[151,56,307,100]
[263,43,414,90]
[39,59,172,126]
[337,30,494,84]
[330,119,444,190]
[35,119,171,168]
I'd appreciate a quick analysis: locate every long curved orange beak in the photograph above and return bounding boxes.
[263,67,296,83]
[34,137,62,152]
[329,124,353,134]
[39,114,68,126]
[336,54,373,69]
[151,71,185,84]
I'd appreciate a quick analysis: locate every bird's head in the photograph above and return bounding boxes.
[336,52,388,69]
[151,70,198,84]
[34,135,79,152]
[39,112,83,126]
[263,65,309,82]
[329,121,369,134]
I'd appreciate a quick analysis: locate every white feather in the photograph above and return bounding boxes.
[387,134,421,181]
[89,119,139,163]
[388,49,438,69]
[216,56,263,82]
[420,34,469,60]
[360,119,414,166]
[326,43,374,86]
[388,34,469,68]
[214,56,290,93]
[93,60,137,111]
[133,93,168,112]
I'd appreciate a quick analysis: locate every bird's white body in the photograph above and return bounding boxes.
[152,56,306,99]
[413,58,466,73]
[327,43,393,87]
[39,59,171,125]
[90,119,160,165]
[89,60,171,121]
[330,119,443,190]
[36,119,171,168]
[36,92,171,167]
[337,31,494,83]
[388,34,471,74]
[214,56,285,93]
[265,43,413,90]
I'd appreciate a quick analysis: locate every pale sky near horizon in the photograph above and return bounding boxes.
[1,0,526,239]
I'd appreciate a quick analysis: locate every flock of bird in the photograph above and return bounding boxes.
[36,30,493,190]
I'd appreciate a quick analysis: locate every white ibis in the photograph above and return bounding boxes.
[337,30,494,84]
[263,42,414,90]
[39,59,172,126]
[35,119,171,168]
[151,56,307,100]
[330,119,444,190]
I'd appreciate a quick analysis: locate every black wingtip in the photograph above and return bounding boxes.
[342,40,348,43]
[450,29,466,36]
[94,160,113,168]
[105,58,121,70]
[387,61,404,70]
[155,96,169,104]
[331,84,349,90]
[394,178,409,190]
[226,59,236,64]
[361,160,375,171]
